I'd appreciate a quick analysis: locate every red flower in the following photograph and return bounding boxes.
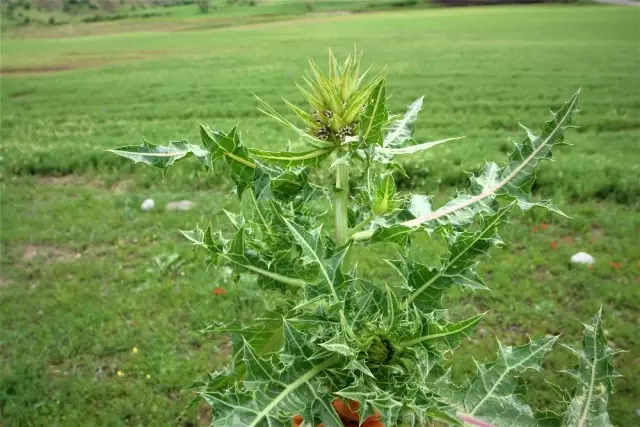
[532,225,539,233]
[550,241,558,250]
[540,223,549,231]
[292,400,382,427]
[609,262,622,271]
[212,287,227,295]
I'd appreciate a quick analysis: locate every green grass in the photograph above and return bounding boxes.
[1,4,639,426]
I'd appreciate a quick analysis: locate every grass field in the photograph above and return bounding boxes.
[1,4,639,426]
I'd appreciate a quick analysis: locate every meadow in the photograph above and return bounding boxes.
[1,4,639,426]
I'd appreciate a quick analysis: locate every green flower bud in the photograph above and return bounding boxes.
[365,336,395,364]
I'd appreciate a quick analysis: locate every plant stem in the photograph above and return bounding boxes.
[334,161,350,246]
[350,217,371,234]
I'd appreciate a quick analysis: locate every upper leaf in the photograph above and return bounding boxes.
[249,147,333,168]
[360,79,388,146]
[383,96,423,148]
[352,90,581,242]
[107,140,209,170]
[200,124,256,197]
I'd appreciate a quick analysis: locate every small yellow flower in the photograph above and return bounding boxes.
[146,374,151,380]
[132,346,139,354]
[116,370,124,377]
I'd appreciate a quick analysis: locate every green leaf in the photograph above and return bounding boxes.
[191,225,305,289]
[200,124,256,197]
[202,342,341,427]
[437,336,559,427]
[107,140,209,169]
[560,308,622,427]
[360,79,388,146]
[401,313,484,350]
[383,96,423,148]
[281,219,340,300]
[370,223,412,247]
[398,90,580,230]
[253,163,309,202]
[408,195,432,218]
[249,147,333,168]
[372,173,397,216]
[377,136,464,156]
[404,203,514,309]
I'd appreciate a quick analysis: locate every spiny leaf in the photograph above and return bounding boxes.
[200,124,256,197]
[281,219,341,300]
[370,223,412,248]
[249,147,333,168]
[353,90,581,238]
[372,173,397,216]
[437,336,559,427]
[400,313,485,351]
[377,136,464,156]
[201,340,341,427]
[360,79,388,146]
[383,96,423,148]
[107,140,209,170]
[399,203,513,310]
[408,194,432,218]
[560,308,622,427]
[184,225,306,289]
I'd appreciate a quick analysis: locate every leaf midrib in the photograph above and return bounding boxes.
[247,357,339,427]
[577,322,600,427]
[407,204,512,305]
[469,340,554,417]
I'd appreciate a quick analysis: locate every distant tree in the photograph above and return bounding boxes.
[96,0,118,12]
[32,0,63,12]
[304,0,314,12]
[195,0,208,13]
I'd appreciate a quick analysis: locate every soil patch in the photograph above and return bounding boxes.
[22,244,81,264]
[0,65,74,75]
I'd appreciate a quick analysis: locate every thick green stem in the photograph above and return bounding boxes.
[334,162,350,246]
[349,216,371,235]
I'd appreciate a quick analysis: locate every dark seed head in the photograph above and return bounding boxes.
[315,127,330,141]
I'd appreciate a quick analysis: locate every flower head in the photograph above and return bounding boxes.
[288,48,386,143]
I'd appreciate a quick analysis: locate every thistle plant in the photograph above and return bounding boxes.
[109,50,622,426]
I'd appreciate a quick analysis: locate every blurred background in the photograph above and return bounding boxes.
[1,0,639,426]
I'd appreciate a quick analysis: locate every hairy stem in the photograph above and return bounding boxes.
[334,161,350,246]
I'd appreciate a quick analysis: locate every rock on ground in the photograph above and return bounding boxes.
[141,199,155,211]
[166,200,194,211]
[570,252,595,265]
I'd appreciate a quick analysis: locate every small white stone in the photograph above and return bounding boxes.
[570,252,595,265]
[141,199,155,211]
[166,200,194,211]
